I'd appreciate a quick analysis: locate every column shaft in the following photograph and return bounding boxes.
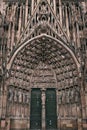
[41,89,46,130]
[59,0,62,27]
[25,0,28,26]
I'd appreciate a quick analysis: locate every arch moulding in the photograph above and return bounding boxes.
[7,34,80,74]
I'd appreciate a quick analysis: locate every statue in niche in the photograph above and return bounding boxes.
[23,93,25,103]
[18,91,22,103]
[58,93,62,104]
[75,91,80,102]
[42,91,45,105]
[8,89,13,101]
[62,91,66,104]
[14,90,18,102]
[69,89,74,103]
[25,94,29,103]
[66,91,70,103]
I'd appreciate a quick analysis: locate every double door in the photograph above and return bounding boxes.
[30,88,57,129]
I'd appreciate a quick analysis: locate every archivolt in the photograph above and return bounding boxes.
[7,34,80,73]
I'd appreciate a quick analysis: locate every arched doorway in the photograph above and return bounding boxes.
[7,34,80,130]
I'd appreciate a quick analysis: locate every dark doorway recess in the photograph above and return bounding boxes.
[45,88,57,129]
[30,88,42,129]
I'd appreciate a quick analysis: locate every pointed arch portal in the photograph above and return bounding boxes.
[7,34,81,130]
[7,34,80,71]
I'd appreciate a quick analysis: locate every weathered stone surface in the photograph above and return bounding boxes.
[0,0,87,130]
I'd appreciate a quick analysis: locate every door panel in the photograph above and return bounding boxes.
[30,89,42,129]
[46,89,57,129]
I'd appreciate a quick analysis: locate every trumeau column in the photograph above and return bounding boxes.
[25,0,28,26]
[41,88,46,130]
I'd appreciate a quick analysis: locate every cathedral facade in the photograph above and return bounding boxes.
[0,0,87,130]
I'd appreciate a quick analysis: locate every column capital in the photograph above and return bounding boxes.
[41,88,46,91]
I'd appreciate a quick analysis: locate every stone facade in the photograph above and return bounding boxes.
[0,0,87,130]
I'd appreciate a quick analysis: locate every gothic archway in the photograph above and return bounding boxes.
[6,34,81,130]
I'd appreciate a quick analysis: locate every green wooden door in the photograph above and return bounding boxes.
[30,89,42,129]
[45,89,57,129]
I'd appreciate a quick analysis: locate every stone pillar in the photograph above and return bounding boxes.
[0,78,9,130]
[2,92,7,118]
[79,77,86,130]
[76,21,80,48]
[65,6,70,40]
[77,76,86,130]
[17,5,22,37]
[11,5,16,50]
[41,88,46,130]
[59,0,62,27]
[11,22,15,51]
[31,0,34,14]
[72,5,77,48]
[7,23,11,51]
[0,83,2,117]
[25,0,28,26]
[54,0,56,14]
